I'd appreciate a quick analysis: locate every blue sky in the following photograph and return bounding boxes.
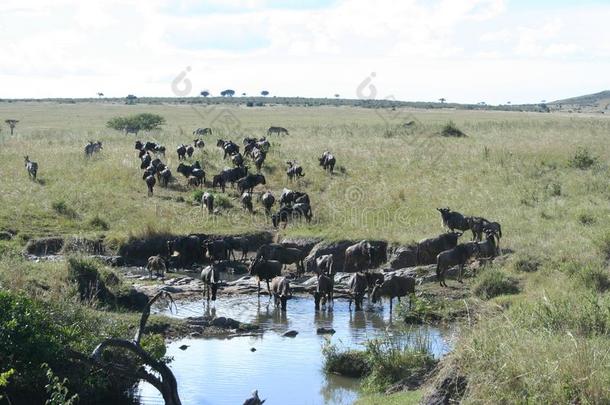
[0,0,608,103]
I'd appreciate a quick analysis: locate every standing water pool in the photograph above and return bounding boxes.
[137,294,453,405]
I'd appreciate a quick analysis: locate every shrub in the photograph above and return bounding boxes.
[106,113,165,133]
[473,270,519,299]
[568,148,598,169]
[576,265,610,292]
[322,344,370,377]
[192,189,204,203]
[511,255,541,273]
[88,215,109,231]
[440,121,466,137]
[597,232,610,261]
[52,200,78,219]
[66,256,110,304]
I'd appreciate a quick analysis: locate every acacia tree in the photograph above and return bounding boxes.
[106,113,165,135]
[260,90,269,96]
[200,90,210,97]
[97,92,104,98]
[5,119,18,135]
[439,98,446,104]
[220,89,235,97]
[126,94,138,105]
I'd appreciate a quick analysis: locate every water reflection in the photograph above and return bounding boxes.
[140,295,452,405]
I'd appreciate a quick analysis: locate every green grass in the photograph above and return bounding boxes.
[356,390,422,405]
[1,102,610,403]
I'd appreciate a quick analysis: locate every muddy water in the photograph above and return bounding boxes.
[138,295,453,405]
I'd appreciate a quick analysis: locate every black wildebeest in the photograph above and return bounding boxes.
[237,174,266,194]
[218,166,248,189]
[270,276,291,311]
[217,139,240,159]
[225,236,249,262]
[24,156,38,180]
[344,241,373,272]
[212,174,227,192]
[319,151,336,173]
[193,138,205,148]
[267,126,288,136]
[205,239,230,262]
[193,127,212,136]
[365,271,384,295]
[348,272,367,311]
[201,192,214,214]
[279,189,310,207]
[286,161,305,181]
[271,203,313,228]
[248,257,282,296]
[241,191,253,213]
[436,243,480,287]
[177,144,187,160]
[140,153,152,169]
[416,231,462,265]
[84,141,103,157]
[256,244,305,274]
[177,163,205,185]
[201,265,220,301]
[313,273,333,310]
[371,276,416,313]
[253,149,267,172]
[232,152,244,168]
[143,173,156,196]
[158,167,172,187]
[186,145,195,158]
[167,235,206,267]
[146,255,166,278]
[261,191,275,215]
[437,208,470,232]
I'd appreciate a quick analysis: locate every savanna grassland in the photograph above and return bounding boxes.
[1,101,610,403]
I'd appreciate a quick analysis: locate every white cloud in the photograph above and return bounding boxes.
[0,0,608,103]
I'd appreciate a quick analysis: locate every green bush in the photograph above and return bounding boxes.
[568,148,598,169]
[597,232,610,261]
[473,270,520,299]
[512,255,541,273]
[322,344,370,377]
[88,215,109,231]
[192,189,204,203]
[52,200,78,219]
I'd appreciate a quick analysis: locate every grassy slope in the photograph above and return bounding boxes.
[2,102,610,402]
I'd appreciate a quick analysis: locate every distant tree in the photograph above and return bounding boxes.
[220,89,235,97]
[334,94,340,98]
[126,94,138,105]
[106,113,165,135]
[439,98,446,104]
[242,92,247,96]
[5,119,18,135]
[200,90,210,97]
[506,101,511,105]
[261,90,269,96]
[478,101,486,105]
[541,100,547,103]
[97,92,104,98]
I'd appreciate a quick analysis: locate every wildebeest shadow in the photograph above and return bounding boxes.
[35,178,47,185]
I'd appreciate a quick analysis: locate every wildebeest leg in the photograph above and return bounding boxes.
[257,280,261,297]
[349,297,352,310]
[389,298,393,314]
[266,280,271,296]
[458,264,464,283]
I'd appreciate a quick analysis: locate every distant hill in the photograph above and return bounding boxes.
[549,90,610,113]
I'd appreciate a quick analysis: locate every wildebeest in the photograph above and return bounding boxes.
[286,161,305,181]
[248,257,282,296]
[261,191,275,215]
[267,126,288,136]
[201,192,214,214]
[84,141,103,157]
[24,156,38,180]
[167,235,206,267]
[271,203,313,228]
[270,276,291,310]
[237,174,266,194]
[344,240,373,272]
[177,144,187,160]
[416,232,462,265]
[218,166,248,189]
[436,243,480,287]
[140,153,152,169]
[313,273,333,310]
[348,272,367,311]
[200,265,220,301]
[217,139,240,159]
[187,175,202,188]
[365,271,384,294]
[212,174,227,192]
[437,208,470,232]
[186,145,195,158]
[143,173,156,196]
[253,149,267,172]
[205,239,230,262]
[146,255,166,278]
[225,236,249,262]
[232,152,244,168]
[177,163,205,184]
[279,189,310,207]
[158,167,172,187]
[319,151,336,173]
[371,275,416,313]
[256,244,305,274]
[241,191,253,212]
[475,230,499,258]
[193,138,205,148]
[193,127,212,136]
[315,254,334,276]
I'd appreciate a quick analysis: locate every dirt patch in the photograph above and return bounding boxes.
[61,237,107,255]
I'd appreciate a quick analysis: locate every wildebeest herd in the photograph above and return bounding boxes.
[23,125,503,315]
